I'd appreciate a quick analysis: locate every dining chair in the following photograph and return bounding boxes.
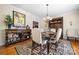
[31,28,48,54]
[49,28,62,51]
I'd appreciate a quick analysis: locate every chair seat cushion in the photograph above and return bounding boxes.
[42,40,48,45]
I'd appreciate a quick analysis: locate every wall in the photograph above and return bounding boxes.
[40,20,48,29]
[0,4,41,46]
[63,10,79,38]
[53,9,79,38]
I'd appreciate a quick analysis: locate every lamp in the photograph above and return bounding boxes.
[43,4,52,21]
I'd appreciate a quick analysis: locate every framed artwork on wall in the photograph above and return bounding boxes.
[13,11,26,27]
[33,21,39,28]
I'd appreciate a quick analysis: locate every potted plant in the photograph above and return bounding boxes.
[4,15,13,29]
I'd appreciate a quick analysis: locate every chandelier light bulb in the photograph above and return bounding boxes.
[50,17,52,20]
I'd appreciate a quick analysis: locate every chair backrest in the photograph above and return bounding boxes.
[31,28,42,44]
[55,28,62,42]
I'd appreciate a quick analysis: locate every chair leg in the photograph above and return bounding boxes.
[55,42,58,51]
[67,37,69,40]
[47,42,49,54]
[40,44,42,55]
[40,44,47,55]
[32,41,47,55]
[32,41,36,49]
[50,42,58,52]
[32,41,34,47]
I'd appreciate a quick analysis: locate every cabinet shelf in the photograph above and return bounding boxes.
[49,17,63,38]
[5,29,31,46]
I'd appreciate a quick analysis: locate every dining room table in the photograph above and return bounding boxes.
[42,31,56,54]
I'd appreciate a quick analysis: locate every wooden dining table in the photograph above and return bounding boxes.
[42,31,56,54]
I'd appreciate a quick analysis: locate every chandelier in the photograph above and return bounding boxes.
[43,4,52,21]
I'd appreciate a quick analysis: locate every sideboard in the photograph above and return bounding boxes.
[5,29,31,46]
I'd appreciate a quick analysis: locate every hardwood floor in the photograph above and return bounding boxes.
[0,38,32,55]
[71,40,79,55]
[0,38,79,55]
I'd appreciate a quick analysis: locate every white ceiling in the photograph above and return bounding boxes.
[12,4,79,18]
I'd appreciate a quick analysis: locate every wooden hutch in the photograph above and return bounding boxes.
[49,17,63,38]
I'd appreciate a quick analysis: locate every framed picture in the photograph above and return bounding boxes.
[33,21,39,28]
[13,11,26,27]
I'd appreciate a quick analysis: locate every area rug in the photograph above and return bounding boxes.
[15,40,75,55]
[49,40,75,55]
[15,42,32,55]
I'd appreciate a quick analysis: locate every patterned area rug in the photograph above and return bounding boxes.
[50,40,75,55]
[15,40,74,55]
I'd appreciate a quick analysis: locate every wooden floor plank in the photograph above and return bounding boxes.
[71,40,79,55]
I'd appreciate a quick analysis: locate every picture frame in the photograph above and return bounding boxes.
[33,21,39,28]
[13,11,26,27]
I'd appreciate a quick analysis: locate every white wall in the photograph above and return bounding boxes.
[52,9,79,38]
[0,4,41,46]
[63,10,79,38]
[40,20,48,29]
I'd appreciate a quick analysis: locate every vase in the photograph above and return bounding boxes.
[8,24,11,29]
